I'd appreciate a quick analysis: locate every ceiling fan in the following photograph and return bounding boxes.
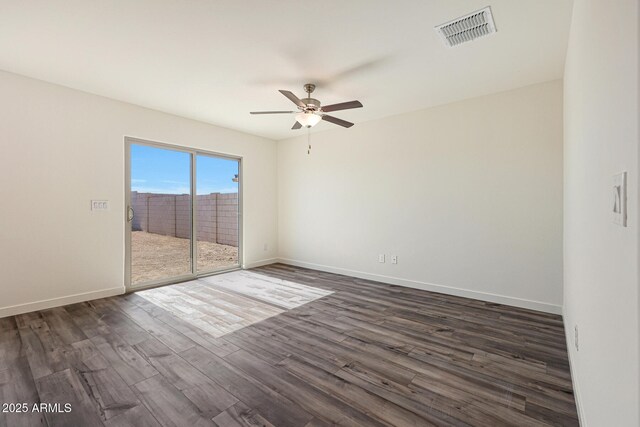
[250,84,363,130]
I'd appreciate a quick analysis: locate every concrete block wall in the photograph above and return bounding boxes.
[196,194,217,243]
[216,193,239,246]
[131,191,148,232]
[148,195,176,236]
[130,191,237,247]
[175,194,191,239]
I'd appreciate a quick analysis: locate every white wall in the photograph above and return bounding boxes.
[278,80,564,313]
[0,71,278,317]
[563,0,640,425]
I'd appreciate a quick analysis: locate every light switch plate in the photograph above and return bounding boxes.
[91,200,109,211]
[612,172,627,226]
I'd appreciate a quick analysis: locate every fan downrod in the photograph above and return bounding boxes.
[303,83,316,95]
[301,84,320,110]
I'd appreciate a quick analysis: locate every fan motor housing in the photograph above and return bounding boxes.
[301,98,321,110]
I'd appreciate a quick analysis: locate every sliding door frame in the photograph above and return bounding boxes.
[124,136,243,292]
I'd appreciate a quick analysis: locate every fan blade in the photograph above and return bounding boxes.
[279,90,306,108]
[250,111,295,114]
[321,100,363,113]
[292,121,302,130]
[322,115,354,128]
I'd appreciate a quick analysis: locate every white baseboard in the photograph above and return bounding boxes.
[277,258,562,315]
[563,314,587,426]
[0,287,124,318]
[243,258,279,269]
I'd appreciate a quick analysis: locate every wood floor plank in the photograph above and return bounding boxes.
[88,300,151,346]
[0,264,578,426]
[0,318,26,368]
[411,371,526,413]
[212,401,276,427]
[222,331,288,366]
[122,293,240,357]
[65,302,112,338]
[181,345,314,427]
[272,321,418,386]
[524,401,580,426]
[134,375,215,427]
[103,404,162,427]
[39,307,88,345]
[113,303,197,353]
[77,346,142,421]
[304,419,334,427]
[333,359,502,427]
[90,332,158,386]
[225,349,386,427]
[280,356,439,427]
[0,356,46,427]
[200,270,333,310]
[36,368,104,427]
[134,338,239,417]
[17,315,73,380]
[243,327,345,374]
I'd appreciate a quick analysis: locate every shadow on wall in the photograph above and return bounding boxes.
[131,192,238,247]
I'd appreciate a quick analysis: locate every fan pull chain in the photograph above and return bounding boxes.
[307,128,311,155]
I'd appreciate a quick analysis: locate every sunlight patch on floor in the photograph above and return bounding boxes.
[199,270,334,309]
[136,271,333,338]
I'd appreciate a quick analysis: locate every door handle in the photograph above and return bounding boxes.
[127,206,134,222]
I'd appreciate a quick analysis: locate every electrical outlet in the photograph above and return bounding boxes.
[263,243,268,251]
[91,200,109,211]
[391,255,398,264]
[378,254,385,263]
[574,325,579,351]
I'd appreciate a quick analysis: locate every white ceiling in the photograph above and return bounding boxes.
[0,0,574,140]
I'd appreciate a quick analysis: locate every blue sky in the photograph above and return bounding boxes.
[131,144,238,195]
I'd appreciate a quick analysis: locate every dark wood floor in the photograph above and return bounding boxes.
[0,264,578,426]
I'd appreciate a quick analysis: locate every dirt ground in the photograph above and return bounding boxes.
[131,231,238,284]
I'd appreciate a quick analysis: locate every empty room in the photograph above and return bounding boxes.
[0,0,638,426]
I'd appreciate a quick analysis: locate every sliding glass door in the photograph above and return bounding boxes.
[195,154,240,273]
[128,144,193,285]
[125,138,241,290]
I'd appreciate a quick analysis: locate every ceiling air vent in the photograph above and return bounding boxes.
[435,6,497,47]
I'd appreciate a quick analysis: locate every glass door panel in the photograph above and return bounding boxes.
[129,144,192,286]
[195,154,240,273]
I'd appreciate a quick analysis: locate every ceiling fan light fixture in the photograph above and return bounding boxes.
[295,112,322,128]
[251,84,360,130]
